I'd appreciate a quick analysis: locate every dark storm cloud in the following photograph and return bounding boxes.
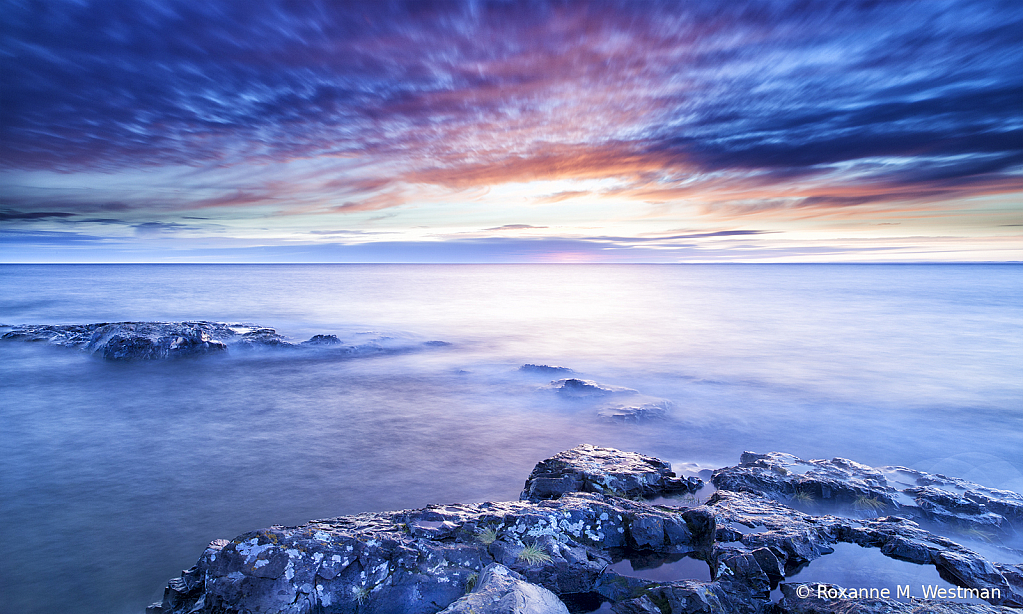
[1,0,1020,205]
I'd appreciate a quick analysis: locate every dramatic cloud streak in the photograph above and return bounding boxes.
[1,0,1020,261]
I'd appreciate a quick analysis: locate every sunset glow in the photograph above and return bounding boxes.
[2,1,1020,262]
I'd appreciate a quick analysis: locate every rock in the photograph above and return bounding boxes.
[520,364,574,374]
[712,451,1023,538]
[610,594,663,613]
[151,446,1023,613]
[151,491,700,614]
[596,400,670,422]
[541,379,675,423]
[2,321,232,360]
[437,563,569,614]
[2,322,449,361]
[542,378,637,398]
[301,334,342,346]
[519,444,702,501]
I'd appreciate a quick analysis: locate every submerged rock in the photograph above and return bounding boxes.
[151,446,1023,614]
[520,364,575,374]
[596,400,671,423]
[1,321,447,361]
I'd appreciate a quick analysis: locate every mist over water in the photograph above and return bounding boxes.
[1,264,1021,614]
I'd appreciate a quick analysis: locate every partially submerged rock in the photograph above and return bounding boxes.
[520,364,574,374]
[713,451,1023,538]
[151,446,1023,614]
[543,378,638,398]
[541,379,674,423]
[1,322,446,361]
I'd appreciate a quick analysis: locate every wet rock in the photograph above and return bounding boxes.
[151,446,1023,614]
[2,321,449,361]
[610,594,662,614]
[713,452,1023,539]
[2,321,234,360]
[520,444,701,501]
[712,451,900,509]
[301,334,342,346]
[704,488,1023,607]
[520,364,574,374]
[543,378,638,398]
[437,563,569,614]
[151,491,699,614]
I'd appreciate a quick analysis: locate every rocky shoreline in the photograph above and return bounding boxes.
[148,445,1023,613]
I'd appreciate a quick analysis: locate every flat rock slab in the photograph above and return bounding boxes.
[520,444,702,501]
[713,451,1023,538]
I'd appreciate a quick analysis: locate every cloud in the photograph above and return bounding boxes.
[0,229,109,244]
[308,229,393,235]
[0,209,77,221]
[0,0,1019,250]
[534,191,591,203]
[132,221,196,235]
[484,224,548,231]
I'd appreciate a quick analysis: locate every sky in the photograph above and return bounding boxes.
[1,0,1021,263]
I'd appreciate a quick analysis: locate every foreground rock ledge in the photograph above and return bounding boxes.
[150,446,1023,613]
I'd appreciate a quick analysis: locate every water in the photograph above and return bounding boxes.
[0,263,1020,614]
[777,542,986,604]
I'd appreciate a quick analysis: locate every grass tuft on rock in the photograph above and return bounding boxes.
[476,527,498,545]
[852,496,886,512]
[517,543,552,566]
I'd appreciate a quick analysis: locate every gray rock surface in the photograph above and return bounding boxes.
[1,321,444,361]
[150,446,1023,614]
[520,444,702,502]
[542,378,638,398]
[437,563,570,614]
[148,491,706,614]
[540,379,675,423]
[713,451,1023,538]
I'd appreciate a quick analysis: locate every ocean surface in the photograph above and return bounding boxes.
[0,263,1020,614]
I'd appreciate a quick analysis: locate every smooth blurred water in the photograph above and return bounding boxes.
[0,263,1020,614]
